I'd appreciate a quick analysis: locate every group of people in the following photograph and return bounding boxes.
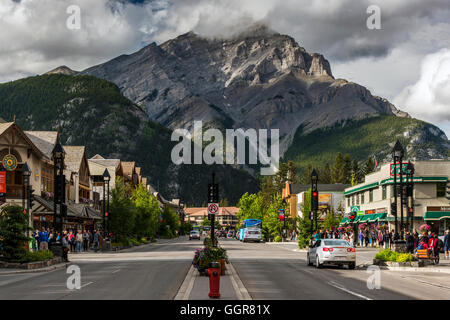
[30,227,105,262]
[312,228,356,246]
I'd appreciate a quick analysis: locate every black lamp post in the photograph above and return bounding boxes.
[102,168,110,239]
[282,198,287,242]
[311,169,319,232]
[392,140,404,240]
[406,161,415,233]
[22,162,31,236]
[52,141,65,257]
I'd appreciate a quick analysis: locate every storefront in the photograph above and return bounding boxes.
[424,206,450,235]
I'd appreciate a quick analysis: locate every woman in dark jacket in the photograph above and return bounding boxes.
[405,232,415,253]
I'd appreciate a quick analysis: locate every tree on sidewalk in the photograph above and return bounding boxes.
[0,206,31,262]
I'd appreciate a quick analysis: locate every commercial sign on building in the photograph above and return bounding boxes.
[427,206,450,212]
[390,162,410,176]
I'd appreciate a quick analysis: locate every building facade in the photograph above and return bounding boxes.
[343,161,450,236]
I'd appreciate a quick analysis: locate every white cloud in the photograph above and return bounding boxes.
[394,49,450,136]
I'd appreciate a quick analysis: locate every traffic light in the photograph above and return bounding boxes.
[61,203,67,217]
[28,188,35,208]
[208,183,219,203]
[349,212,356,222]
[391,202,397,216]
[279,215,285,221]
[311,189,319,211]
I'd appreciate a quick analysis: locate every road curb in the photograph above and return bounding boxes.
[0,262,70,275]
[356,264,450,274]
[228,262,252,300]
[174,265,196,300]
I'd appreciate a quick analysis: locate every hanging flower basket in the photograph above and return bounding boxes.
[358,223,367,230]
[419,224,431,233]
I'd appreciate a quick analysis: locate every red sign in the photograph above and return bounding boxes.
[0,171,5,194]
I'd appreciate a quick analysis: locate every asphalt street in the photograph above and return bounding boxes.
[221,239,450,300]
[0,237,196,300]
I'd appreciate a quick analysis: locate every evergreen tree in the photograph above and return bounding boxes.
[321,163,332,184]
[0,206,31,262]
[352,159,362,184]
[300,163,313,184]
[331,152,344,183]
[342,154,352,184]
[109,177,135,241]
[273,162,288,194]
[287,161,298,184]
[363,157,375,175]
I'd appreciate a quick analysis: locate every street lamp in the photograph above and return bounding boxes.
[102,168,110,239]
[22,162,31,236]
[282,198,287,242]
[51,140,65,257]
[311,169,319,232]
[391,140,404,240]
[406,161,415,233]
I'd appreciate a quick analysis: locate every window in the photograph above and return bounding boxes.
[437,182,446,197]
[361,193,365,204]
[352,195,355,206]
[369,189,373,202]
[382,185,387,200]
[356,194,360,205]
[347,197,350,206]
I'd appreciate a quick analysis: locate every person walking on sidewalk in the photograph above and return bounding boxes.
[75,230,83,253]
[83,230,89,252]
[406,232,415,254]
[444,230,450,259]
[94,230,100,252]
[62,232,70,262]
[38,227,49,251]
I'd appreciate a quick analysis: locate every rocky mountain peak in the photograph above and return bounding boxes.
[45,65,78,76]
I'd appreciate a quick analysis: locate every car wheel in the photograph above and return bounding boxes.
[348,262,356,270]
[307,254,313,266]
[316,255,322,268]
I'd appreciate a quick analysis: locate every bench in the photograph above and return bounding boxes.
[416,249,439,265]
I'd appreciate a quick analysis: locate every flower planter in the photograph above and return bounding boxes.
[373,259,423,267]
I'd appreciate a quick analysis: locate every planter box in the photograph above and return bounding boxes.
[373,259,423,268]
[0,257,63,270]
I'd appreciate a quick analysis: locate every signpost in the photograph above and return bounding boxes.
[208,173,219,247]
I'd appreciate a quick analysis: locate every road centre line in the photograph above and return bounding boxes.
[328,281,372,300]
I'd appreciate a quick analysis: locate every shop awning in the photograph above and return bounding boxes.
[339,217,350,225]
[344,182,379,196]
[424,211,450,221]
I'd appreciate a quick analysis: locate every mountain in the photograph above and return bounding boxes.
[0,74,258,205]
[45,65,78,76]
[82,24,412,156]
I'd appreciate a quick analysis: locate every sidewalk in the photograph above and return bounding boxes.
[0,262,70,275]
[174,263,251,300]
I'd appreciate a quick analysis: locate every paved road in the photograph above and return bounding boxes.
[0,237,197,300]
[222,239,450,300]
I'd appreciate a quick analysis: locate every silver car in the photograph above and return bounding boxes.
[307,239,356,269]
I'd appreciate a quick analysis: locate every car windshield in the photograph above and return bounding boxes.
[190,231,199,235]
[323,240,350,247]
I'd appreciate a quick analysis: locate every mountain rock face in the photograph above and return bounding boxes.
[45,65,78,76]
[82,25,410,155]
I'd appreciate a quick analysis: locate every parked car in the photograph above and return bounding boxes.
[189,231,201,240]
[307,239,356,269]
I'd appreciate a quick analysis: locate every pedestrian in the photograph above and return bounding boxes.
[83,229,89,252]
[38,227,49,251]
[406,232,415,253]
[68,230,75,252]
[75,230,83,252]
[359,230,364,248]
[94,230,100,252]
[62,232,70,262]
[413,229,419,249]
[444,230,450,260]
[89,230,94,249]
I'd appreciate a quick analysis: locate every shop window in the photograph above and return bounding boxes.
[347,197,350,206]
[361,193,364,204]
[369,189,373,202]
[437,182,446,197]
[352,195,355,206]
[382,185,387,200]
[356,194,359,205]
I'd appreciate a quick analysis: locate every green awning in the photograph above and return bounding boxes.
[424,211,450,220]
[376,213,388,222]
[344,182,379,196]
[339,217,350,225]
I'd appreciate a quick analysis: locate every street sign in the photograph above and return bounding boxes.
[208,203,219,215]
[279,209,285,215]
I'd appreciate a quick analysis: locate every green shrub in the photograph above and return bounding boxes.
[140,237,147,243]
[274,236,282,242]
[130,238,140,246]
[18,250,54,263]
[119,238,130,247]
[396,253,414,262]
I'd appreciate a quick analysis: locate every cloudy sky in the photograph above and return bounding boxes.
[1,0,449,136]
